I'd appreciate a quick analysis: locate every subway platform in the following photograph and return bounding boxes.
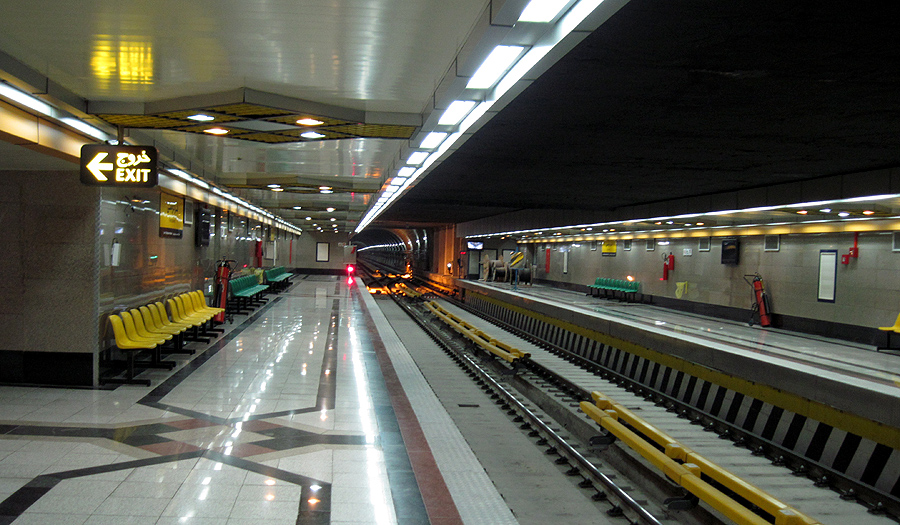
[0,277,533,525]
[456,278,900,499]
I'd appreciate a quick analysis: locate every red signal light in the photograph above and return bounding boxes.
[346,264,355,274]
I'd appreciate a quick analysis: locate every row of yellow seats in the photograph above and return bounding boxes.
[106,291,223,385]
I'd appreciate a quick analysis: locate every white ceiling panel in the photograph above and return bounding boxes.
[0,0,487,112]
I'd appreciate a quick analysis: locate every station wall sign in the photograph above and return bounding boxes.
[80,144,158,187]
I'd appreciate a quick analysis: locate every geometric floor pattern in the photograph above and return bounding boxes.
[0,277,421,524]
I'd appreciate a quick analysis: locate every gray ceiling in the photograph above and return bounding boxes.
[381,0,900,226]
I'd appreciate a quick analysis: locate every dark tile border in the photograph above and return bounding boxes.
[351,286,462,525]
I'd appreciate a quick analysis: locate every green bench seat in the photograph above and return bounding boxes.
[264,266,292,291]
[229,275,269,313]
[588,277,643,302]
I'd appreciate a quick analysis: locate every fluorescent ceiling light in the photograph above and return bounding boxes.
[203,127,229,135]
[0,83,54,116]
[438,101,477,126]
[60,118,108,140]
[466,46,524,89]
[271,187,283,192]
[187,114,215,122]
[397,167,416,178]
[320,189,333,194]
[518,0,569,22]
[420,132,447,149]
[302,131,326,139]
[389,177,406,186]
[297,118,324,126]
[406,151,429,165]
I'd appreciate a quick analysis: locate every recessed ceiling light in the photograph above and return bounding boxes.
[863,210,875,215]
[819,208,831,213]
[271,187,283,192]
[406,152,429,165]
[518,0,569,23]
[330,218,336,221]
[319,186,331,190]
[188,114,215,122]
[420,132,447,149]
[320,189,333,194]
[296,118,324,126]
[326,207,335,212]
[293,206,302,210]
[467,46,524,89]
[267,184,280,188]
[797,210,808,215]
[398,167,416,178]
[306,217,312,220]
[438,101,477,126]
[838,211,850,217]
[302,131,326,139]
[696,222,705,226]
[203,127,229,135]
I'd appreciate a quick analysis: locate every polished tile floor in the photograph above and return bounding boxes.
[0,276,470,525]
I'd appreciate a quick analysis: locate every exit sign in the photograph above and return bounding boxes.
[80,144,158,187]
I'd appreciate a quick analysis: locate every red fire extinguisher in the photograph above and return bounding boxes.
[214,258,235,323]
[744,274,772,327]
[255,241,264,268]
[661,252,675,280]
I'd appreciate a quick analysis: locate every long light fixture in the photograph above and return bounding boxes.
[466,46,525,89]
[60,118,108,141]
[419,132,448,149]
[463,193,900,240]
[406,151,429,165]
[438,101,477,125]
[518,0,571,22]
[0,82,54,116]
[357,0,620,233]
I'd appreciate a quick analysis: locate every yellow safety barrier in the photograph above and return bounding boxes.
[424,301,530,364]
[580,393,821,525]
[395,283,423,299]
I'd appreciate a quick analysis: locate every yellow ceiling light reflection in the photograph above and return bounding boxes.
[91,38,154,90]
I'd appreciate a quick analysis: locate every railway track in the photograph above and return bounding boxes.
[359,264,898,524]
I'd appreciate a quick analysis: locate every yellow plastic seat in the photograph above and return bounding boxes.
[878,313,900,351]
[168,298,204,327]
[109,314,156,350]
[190,290,224,315]
[177,294,211,320]
[130,308,173,342]
[179,293,213,321]
[120,311,167,345]
[105,314,156,386]
[151,302,191,330]
[879,313,900,332]
[140,306,182,336]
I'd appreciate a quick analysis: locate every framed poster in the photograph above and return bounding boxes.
[601,240,617,257]
[818,250,837,302]
[159,192,184,238]
[316,242,330,262]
